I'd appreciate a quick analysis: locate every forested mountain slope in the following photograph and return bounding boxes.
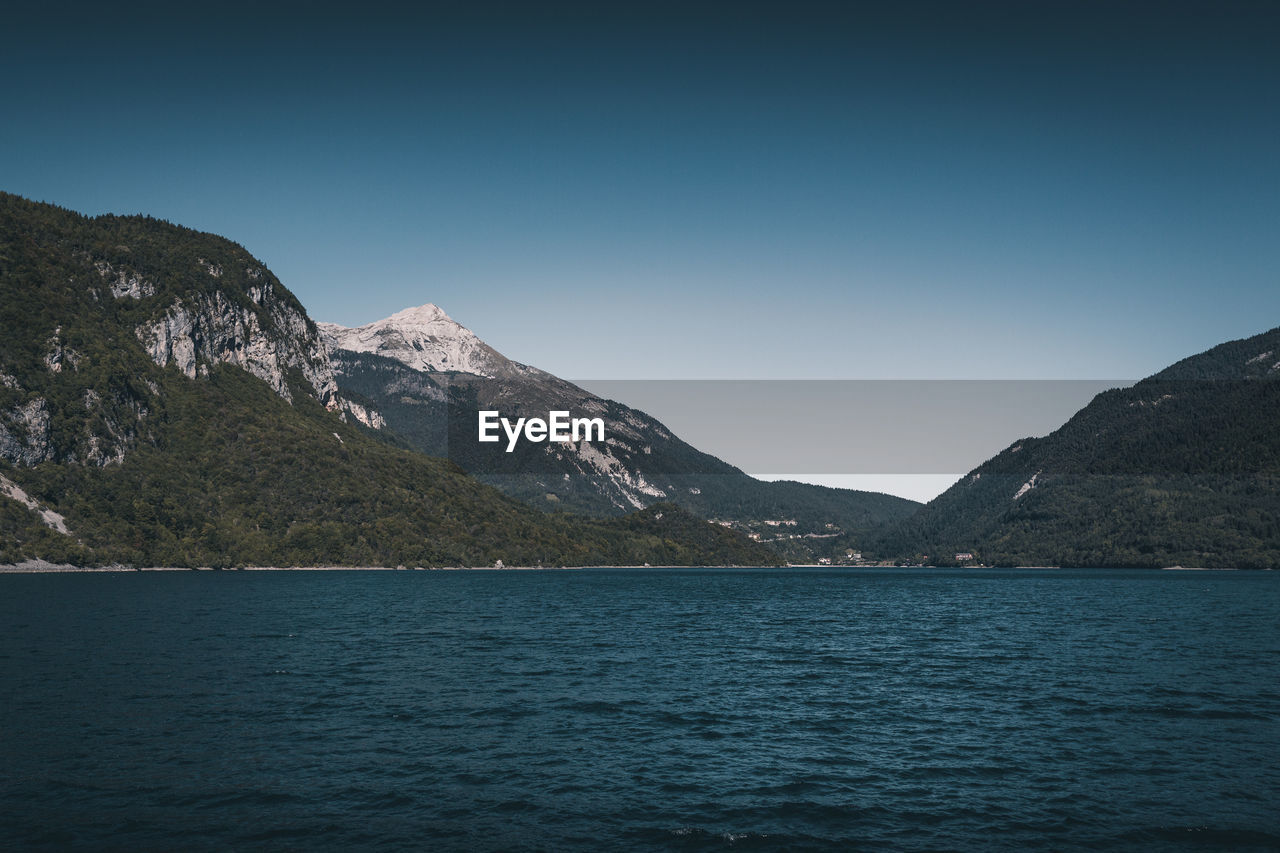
[0,192,777,567]
[872,327,1280,568]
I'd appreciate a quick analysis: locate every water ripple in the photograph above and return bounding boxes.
[1,567,1277,850]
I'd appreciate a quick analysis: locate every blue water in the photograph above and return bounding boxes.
[1,568,1277,851]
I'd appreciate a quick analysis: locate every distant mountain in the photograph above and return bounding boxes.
[0,192,778,567]
[873,327,1280,568]
[319,305,919,555]
[319,304,512,377]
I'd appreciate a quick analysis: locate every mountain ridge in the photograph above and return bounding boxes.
[318,303,529,379]
[319,303,921,556]
[0,192,780,567]
[870,325,1280,568]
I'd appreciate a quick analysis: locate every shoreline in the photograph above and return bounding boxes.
[0,562,771,573]
[0,561,1254,574]
[0,562,583,573]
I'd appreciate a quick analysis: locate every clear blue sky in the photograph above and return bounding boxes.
[4,1,1278,381]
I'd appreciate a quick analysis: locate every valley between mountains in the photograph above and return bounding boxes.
[3,192,1278,569]
[318,304,918,562]
[0,193,909,568]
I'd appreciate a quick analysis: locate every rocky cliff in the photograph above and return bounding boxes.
[0,195,342,470]
[138,278,338,407]
[0,192,780,568]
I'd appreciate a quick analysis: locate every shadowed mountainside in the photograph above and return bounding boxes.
[0,192,778,567]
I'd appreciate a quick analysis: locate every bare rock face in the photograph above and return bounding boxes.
[94,260,156,299]
[136,280,339,408]
[43,327,81,374]
[0,473,71,535]
[318,304,512,377]
[0,382,147,468]
[0,398,53,466]
[4,256,343,469]
[339,399,387,429]
[322,303,687,512]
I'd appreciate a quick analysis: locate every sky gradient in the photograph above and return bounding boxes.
[5,1,1278,384]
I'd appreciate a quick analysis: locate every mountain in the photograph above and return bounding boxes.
[0,192,778,567]
[319,304,511,377]
[318,305,920,556]
[872,327,1280,568]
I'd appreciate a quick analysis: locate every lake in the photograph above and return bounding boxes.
[1,568,1277,850]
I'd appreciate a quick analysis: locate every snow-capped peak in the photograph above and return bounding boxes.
[318,303,509,377]
[381,303,451,325]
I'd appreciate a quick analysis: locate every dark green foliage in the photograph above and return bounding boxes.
[6,368,777,567]
[0,192,777,567]
[872,328,1280,568]
[593,503,783,566]
[329,349,920,546]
